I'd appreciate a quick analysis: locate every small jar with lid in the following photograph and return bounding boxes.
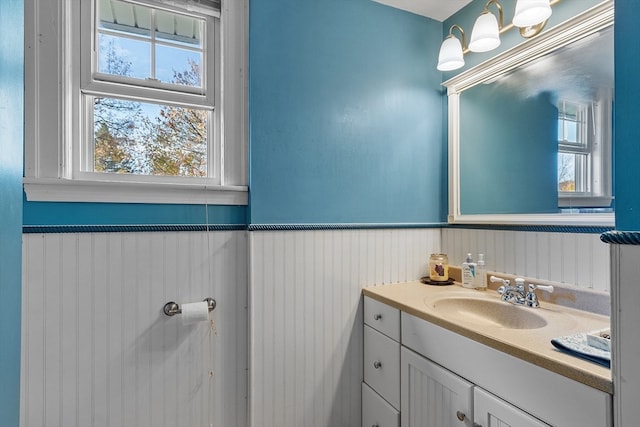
[429,253,449,282]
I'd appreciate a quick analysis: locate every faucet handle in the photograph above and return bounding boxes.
[490,275,509,286]
[525,283,554,307]
[528,283,554,293]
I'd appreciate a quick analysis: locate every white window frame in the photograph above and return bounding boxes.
[557,92,613,209]
[24,0,248,205]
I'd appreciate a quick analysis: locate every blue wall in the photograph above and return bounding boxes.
[25,0,445,227]
[248,0,445,224]
[614,1,640,231]
[24,201,246,227]
[0,1,23,424]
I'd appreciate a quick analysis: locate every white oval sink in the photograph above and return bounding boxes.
[431,297,548,330]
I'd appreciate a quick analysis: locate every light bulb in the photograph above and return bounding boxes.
[469,11,501,53]
[513,0,552,28]
[437,36,465,71]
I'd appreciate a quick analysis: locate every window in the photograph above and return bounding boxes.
[557,100,589,193]
[25,0,247,205]
[557,96,613,209]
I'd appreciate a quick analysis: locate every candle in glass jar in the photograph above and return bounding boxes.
[429,253,449,281]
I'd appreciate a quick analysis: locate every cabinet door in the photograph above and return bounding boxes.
[401,347,474,427]
[474,388,550,427]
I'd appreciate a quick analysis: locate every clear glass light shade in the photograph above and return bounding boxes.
[469,12,501,53]
[513,0,552,27]
[437,36,465,71]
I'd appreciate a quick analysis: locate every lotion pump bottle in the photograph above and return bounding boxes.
[475,254,487,291]
[462,253,476,289]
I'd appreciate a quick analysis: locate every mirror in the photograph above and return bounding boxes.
[446,1,614,226]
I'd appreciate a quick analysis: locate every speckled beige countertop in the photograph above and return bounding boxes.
[363,280,612,394]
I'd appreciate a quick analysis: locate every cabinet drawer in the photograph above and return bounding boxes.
[364,325,400,409]
[364,296,400,341]
[362,382,399,427]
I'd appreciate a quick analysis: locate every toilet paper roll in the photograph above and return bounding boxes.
[181,301,210,325]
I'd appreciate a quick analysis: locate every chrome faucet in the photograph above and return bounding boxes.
[490,276,554,308]
[491,276,526,305]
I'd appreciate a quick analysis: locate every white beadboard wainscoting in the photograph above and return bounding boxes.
[611,244,640,426]
[21,226,610,427]
[441,228,610,293]
[21,231,248,427]
[249,228,441,427]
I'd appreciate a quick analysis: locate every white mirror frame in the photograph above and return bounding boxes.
[445,0,614,226]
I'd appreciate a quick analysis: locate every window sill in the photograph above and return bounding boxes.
[558,195,614,209]
[23,178,248,205]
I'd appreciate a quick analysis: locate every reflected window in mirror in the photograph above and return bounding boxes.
[557,96,613,210]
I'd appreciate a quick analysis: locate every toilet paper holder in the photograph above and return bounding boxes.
[163,297,217,317]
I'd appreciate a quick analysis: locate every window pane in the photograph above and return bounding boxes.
[558,153,575,192]
[98,33,151,79]
[565,120,578,143]
[574,153,588,192]
[563,102,578,119]
[557,119,563,141]
[97,0,205,87]
[155,45,202,87]
[93,97,208,177]
[98,0,151,38]
[558,152,590,193]
[155,9,203,48]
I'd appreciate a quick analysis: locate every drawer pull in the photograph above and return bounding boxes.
[373,360,382,369]
[456,411,466,422]
[372,425,379,427]
[373,313,382,320]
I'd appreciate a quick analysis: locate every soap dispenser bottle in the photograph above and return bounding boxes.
[475,254,487,291]
[462,253,476,289]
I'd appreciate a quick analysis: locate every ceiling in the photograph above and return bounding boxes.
[372,0,474,21]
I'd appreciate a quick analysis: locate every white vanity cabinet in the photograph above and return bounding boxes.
[362,295,612,427]
[363,296,400,427]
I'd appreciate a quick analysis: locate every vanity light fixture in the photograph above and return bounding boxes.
[437,25,466,71]
[469,0,504,53]
[437,0,558,72]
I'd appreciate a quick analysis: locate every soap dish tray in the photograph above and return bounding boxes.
[586,328,611,352]
[420,276,454,286]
